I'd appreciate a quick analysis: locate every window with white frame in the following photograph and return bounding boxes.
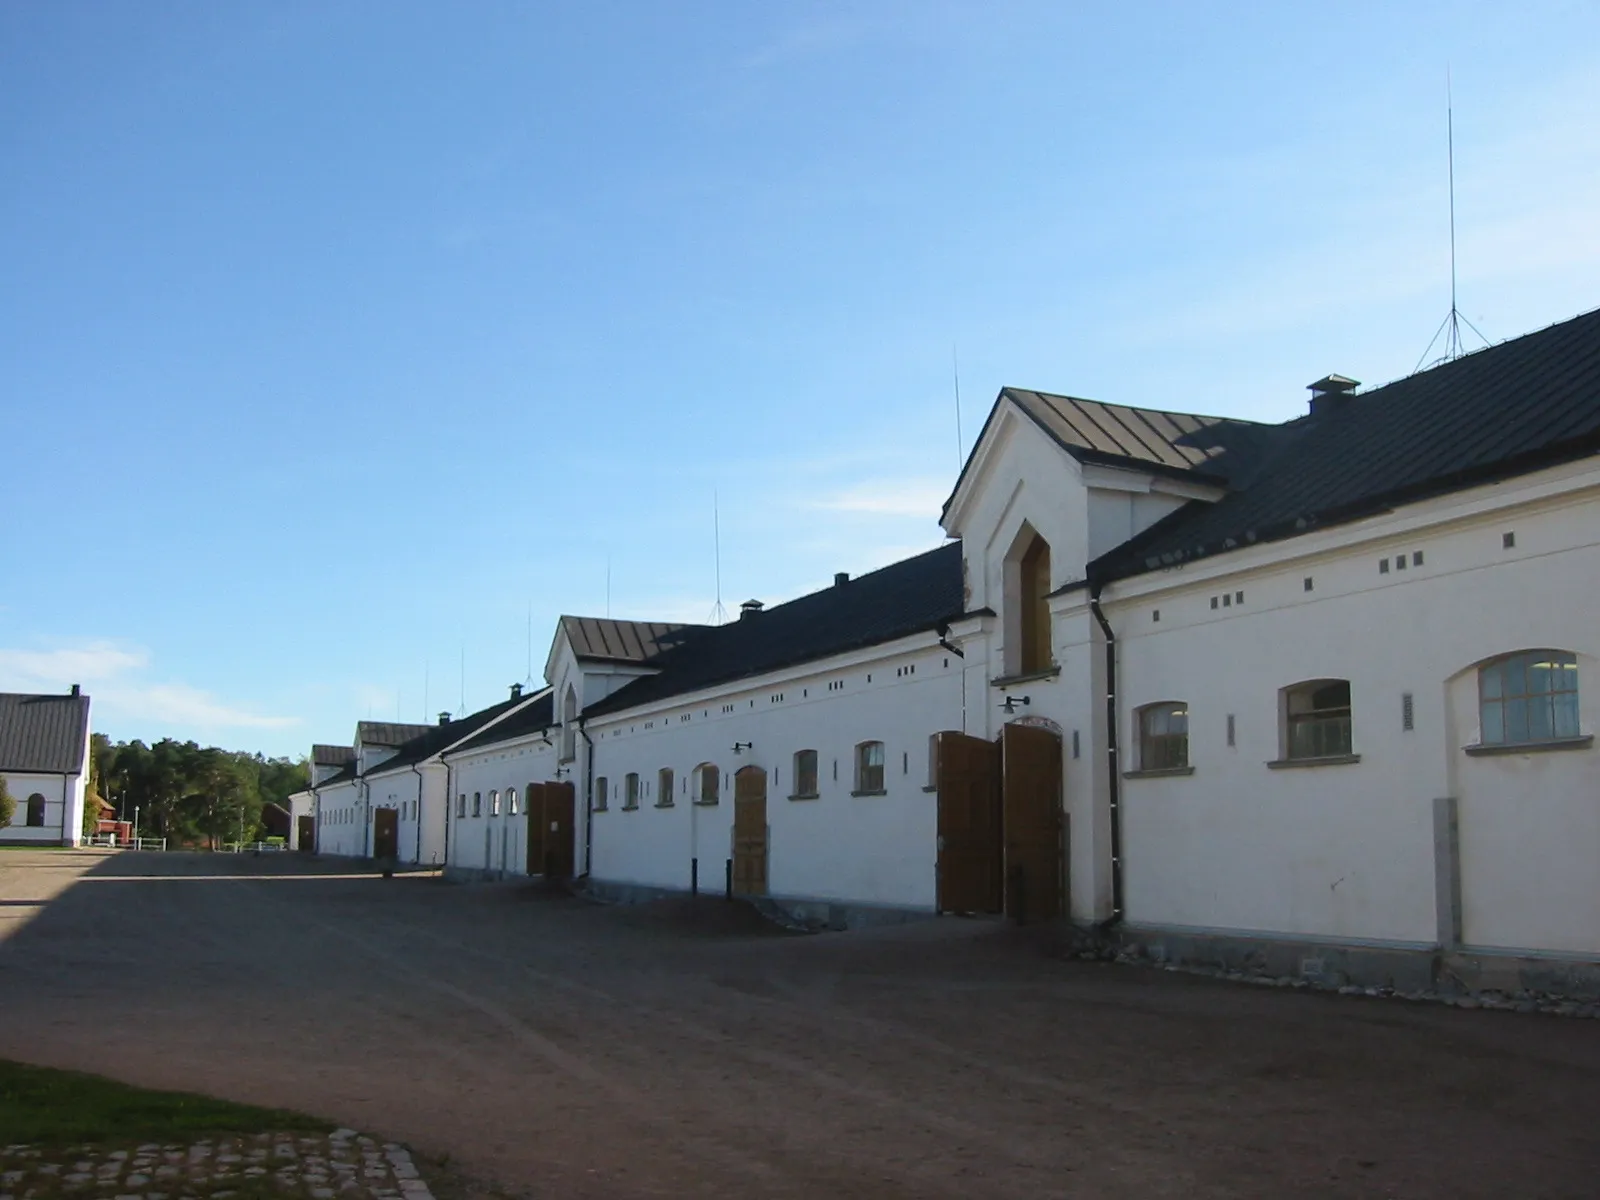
[472,791,482,817]
[1479,651,1579,745]
[1138,702,1189,770]
[1284,680,1353,759]
[507,787,519,815]
[624,773,640,810]
[854,741,885,794]
[695,763,719,804]
[490,789,500,816]
[595,777,609,811]
[657,767,674,807]
[792,749,818,798]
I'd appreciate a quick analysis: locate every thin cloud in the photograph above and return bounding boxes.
[0,639,298,732]
[811,478,949,519]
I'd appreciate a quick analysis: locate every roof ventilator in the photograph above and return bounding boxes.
[739,599,764,620]
[1308,374,1360,416]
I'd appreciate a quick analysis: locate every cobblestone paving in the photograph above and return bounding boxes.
[0,1131,432,1200]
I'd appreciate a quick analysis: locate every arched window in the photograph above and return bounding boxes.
[594,777,609,811]
[854,741,885,794]
[1479,651,1579,745]
[695,763,719,805]
[472,791,482,817]
[792,749,819,798]
[507,787,519,816]
[624,773,640,810]
[26,793,46,827]
[1004,526,1054,676]
[457,793,466,818]
[1284,680,1352,759]
[1138,702,1189,770]
[490,789,501,816]
[657,768,674,807]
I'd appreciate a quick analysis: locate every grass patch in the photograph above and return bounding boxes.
[0,1059,331,1147]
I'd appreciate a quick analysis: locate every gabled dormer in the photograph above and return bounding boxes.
[354,721,434,776]
[942,387,1265,674]
[543,616,706,760]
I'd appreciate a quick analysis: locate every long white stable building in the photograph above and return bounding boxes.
[305,307,1600,995]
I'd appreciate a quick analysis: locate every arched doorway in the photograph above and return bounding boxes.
[732,765,768,897]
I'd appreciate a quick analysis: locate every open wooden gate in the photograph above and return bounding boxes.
[935,732,1003,914]
[525,781,576,879]
[373,807,399,861]
[1001,723,1064,923]
[296,815,315,852]
[731,765,768,896]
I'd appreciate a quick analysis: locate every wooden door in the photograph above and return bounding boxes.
[373,807,399,861]
[525,782,547,875]
[731,765,768,896]
[936,732,1003,914]
[545,781,575,879]
[1001,723,1064,922]
[296,815,314,852]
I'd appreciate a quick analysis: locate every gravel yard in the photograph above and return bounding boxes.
[1,850,1596,1199]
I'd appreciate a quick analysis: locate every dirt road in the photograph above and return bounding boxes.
[1,850,1595,1199]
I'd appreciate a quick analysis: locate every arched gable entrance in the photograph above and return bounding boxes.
[731,765,768,897]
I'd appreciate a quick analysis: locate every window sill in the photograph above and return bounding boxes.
[1463,735,1593,757]
[621,803,639,811]
[991,667,1061,688]
[787,792,820,802]
[921,784,938,793]
[693,799,719,807]
[654,800,675,809]
[1122,766,1195,779]
[1267,754,1361,770]
[592,806,608,814]
[850,789,888,798]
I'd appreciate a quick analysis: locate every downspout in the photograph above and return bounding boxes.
[410,762,427,865]
[936,625,967,735]
[442,758,453,869]
[1089,580,1125,926]
[578,717,595,879]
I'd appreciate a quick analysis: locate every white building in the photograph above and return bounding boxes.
[309,306,1600,994]
[0,687,92,847]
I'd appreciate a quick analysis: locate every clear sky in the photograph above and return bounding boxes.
[2,2,1597,759]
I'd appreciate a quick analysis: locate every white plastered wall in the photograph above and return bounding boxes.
[0,772,71,843]
[445,736,561,875]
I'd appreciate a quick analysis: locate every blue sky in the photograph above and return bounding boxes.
[2,2,1597,758]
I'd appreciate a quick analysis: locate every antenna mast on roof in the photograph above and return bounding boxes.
[524,602,534,685]
[459,644,465,717]
[709,490,728,625]
[1416,69,1489,372]
[606,555,612,619]
[952,345,965,470]
[423,661,429,723]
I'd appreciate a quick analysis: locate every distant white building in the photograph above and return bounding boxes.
[0,686,92,847]
[307,306,1600,994]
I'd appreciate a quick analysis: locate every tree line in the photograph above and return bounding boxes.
[91,734,308,847]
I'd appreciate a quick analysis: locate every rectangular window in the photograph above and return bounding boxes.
[624,773,639,810]
[457,793,466,818]
[1286,680,1353,759]
[793,749,818,797]
[1139,704,1189,770]
[595,777,609,811]
[697,764,719,804]
[1479,651,1579,745]
[657,768,674,807]
[855,741,885,793]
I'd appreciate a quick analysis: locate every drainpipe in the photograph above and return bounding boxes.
[410,762,428,865]
[442,759,453,869]
[1089,581,1125,926]
[578,717,595,879]
[937,624,967,735]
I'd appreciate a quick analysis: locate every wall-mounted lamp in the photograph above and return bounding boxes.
[553,764,571,779]
[732,741,753,754]
[1000,695,1031,714]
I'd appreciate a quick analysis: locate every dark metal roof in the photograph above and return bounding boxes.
[0,692,90,775]
[584,543,965,719]
[314,762,358,788]
[356,721,435,748]
[446,690,558,756]
[366,692,548,774]
[311,744,356,766]
[559,617,704,664]
[1092,306,1600,583]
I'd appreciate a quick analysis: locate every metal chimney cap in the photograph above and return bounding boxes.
[1307,374,1360,395]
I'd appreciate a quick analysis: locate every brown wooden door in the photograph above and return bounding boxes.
[1001,723,1064,922]
[296,815,314,852]
[936,732,1003,914]
[525,782,547,875]
[373,807,399,861]
[731,765,768,896]
[545,781,575,879]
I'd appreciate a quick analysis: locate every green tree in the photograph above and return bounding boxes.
[0,774,15,829]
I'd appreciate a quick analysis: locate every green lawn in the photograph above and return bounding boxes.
[0,1059,331,1147]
